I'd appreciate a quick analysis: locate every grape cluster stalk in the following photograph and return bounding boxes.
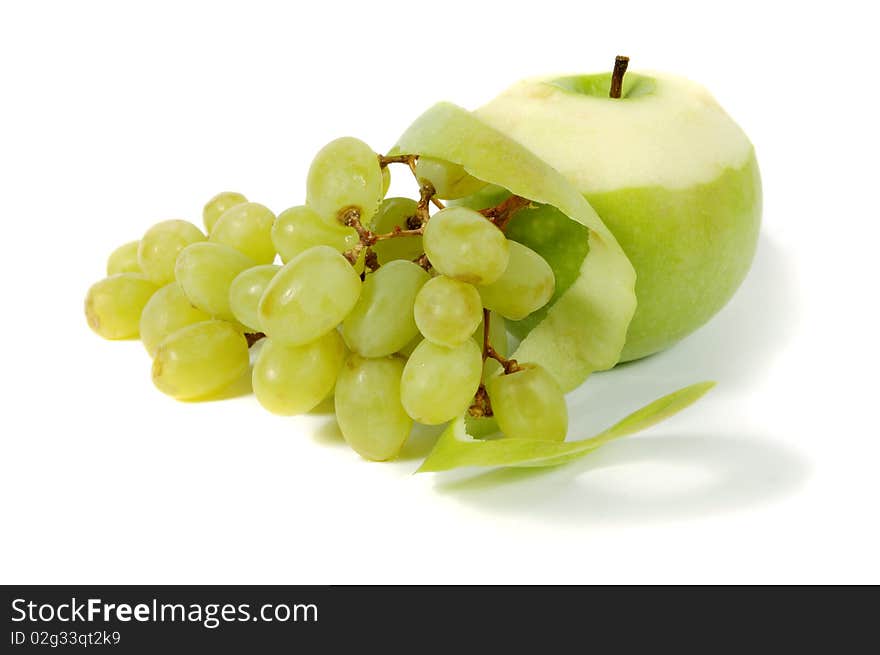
[85,137,570,461]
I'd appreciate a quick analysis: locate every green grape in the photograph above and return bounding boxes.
[473,310,507,380]
[271,205,360,264]
[228,265,280,332]
[85,274,158,339]
[487,363,568,441]
[381,165,391,197]
[413,276,482,347]
[306,137,383,225]
[258,245,361,346]
[209,202,276,264]
[253,332,346,415]
[478,241,555,320]
[342,260,429,357]
[415,156,488,200]
[450,183,510,211]
[423,206,509,285]
[106,240,141,275]
[335,355,412,461]
[370,197,424,265]
[400,339,482,425]
[152,320,249,400]
[175,242,255,321]
[371,196,419,230]
[203,191,248,233]
[140,282,212,356]
[137,219,206,285]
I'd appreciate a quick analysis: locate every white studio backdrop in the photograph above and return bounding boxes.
[0,0,877,583]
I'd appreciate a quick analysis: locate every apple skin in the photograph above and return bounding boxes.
[477,71,762,362]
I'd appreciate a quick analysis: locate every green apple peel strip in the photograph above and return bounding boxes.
[418,381,715,471]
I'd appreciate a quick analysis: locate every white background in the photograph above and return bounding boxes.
[1,1,877,584]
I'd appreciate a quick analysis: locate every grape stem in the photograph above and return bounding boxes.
[413,253,432,272]
[341,207,373,242]
[483,309,521,374]
[480,308,492,359]
[377,153,445,210]
[341,165,526,285]
[416,180,443,219]
[341,207,428,246]
[364,248,379,273]
[487,347,521,374]
[468,310,522,418]
[479,194,531,231]
[378,154,414,167]
[340,204,428,268]
[372,226,424,242]
[245,332,266,347]
[342,245,365,266]
[468,386,493,418]
[469,309,496,417]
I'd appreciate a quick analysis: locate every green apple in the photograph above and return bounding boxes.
[476,70,762,362]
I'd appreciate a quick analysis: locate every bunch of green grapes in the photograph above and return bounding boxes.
[84,139,567,463]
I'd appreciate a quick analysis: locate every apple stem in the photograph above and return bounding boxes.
[610,55,630,98]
